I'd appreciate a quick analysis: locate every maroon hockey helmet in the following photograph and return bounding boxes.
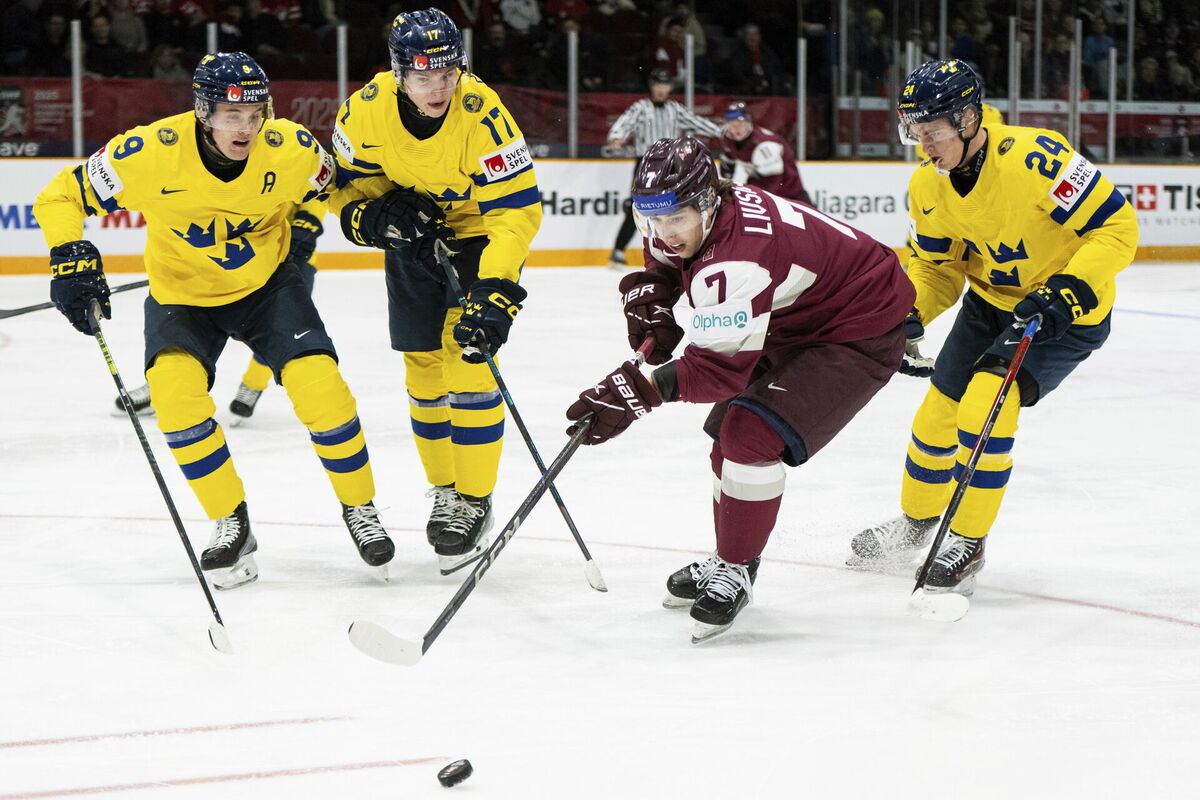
[631,136,721,244]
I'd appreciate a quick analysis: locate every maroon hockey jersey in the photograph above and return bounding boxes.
[642,184,914,403]
[720,126,808,202]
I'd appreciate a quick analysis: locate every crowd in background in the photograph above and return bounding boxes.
[3,0,1200,102]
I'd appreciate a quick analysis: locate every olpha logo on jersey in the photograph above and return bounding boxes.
[692,309,749,331]
[479,137,531,182]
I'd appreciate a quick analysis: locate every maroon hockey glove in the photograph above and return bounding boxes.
[566,358,663,445]
[619,270,684,366]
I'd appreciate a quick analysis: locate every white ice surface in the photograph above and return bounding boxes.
[1,264,1197,799]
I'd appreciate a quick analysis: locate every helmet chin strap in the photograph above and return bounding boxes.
[934,116,982,177]
[196,121,241,167]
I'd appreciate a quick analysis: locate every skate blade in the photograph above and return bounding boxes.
[691,620,734,643]
[206,555,259,591]
[907,587,971,622]
[662,594,695,609]
[227,414,251,428]
[112,405,154,418]
[372,564,390,583]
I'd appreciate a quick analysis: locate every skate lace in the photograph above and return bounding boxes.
[345,504,387,545]
[706,562,753,604]
[126,383,151,406]
[934,535,976,570]
[233,383,262,405]
[426,486,458,524]
[690,553,722,585]
[211,512,243,548]
[441,498,487,537]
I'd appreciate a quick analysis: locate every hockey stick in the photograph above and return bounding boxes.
[349,416,594,665]
[1,279,149,320]
[86,300,234,654]
[348,340,657,665]
[908,316,1040,623]
[432,238,607,592]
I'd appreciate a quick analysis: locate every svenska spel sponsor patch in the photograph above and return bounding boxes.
[86,145,122,200]
[309,150,335,191]
[1049,151,1097,211]
[331,126,354,160]
[478,137,531,182]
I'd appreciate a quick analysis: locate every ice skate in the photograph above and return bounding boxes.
[228,382,262,427]
[343,501,394,580]
[425,484,458,545]
[434,493,493,575]
[201,501,258,590]
[606,249,628,271]
[847,514,939,569]
[112,382,154,417]
[690,557,755,643]
[921,531,985,597]
[664,553,759,609]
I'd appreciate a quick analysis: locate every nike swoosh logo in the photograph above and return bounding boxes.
[161,188,186,194]
[1003,339,1021,345]
[294,330,312,340]
[922,206,935,215]
[768,382,787,391]
[360,143,382,149]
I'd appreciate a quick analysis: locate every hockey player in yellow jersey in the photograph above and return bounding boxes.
[35,52,394,588]
[848,59,1138,597]
[326,8,542,573]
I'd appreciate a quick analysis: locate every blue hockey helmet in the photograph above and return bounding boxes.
[896,59,984,146]
[192,52,272,131]
[388,8,465,85]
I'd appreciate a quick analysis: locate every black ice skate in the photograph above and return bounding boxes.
[201,501,258,590]
[847,514,939,568]
[228,383,262,427]
[664,553,760,609]
[690,557,756,643]
[921,531,986,596]
[342,501,395,579]
[113,382,154,417]
[434,493,493,575]
[425,484,458,545]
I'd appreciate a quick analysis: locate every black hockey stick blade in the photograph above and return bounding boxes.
[1,279,149,319]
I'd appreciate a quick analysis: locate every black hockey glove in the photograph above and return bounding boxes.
[619,269,684,366]
[452,277,527,364]
[1012,274,1098,342]
[49,240,109,334]
[407,222,460,278]
[286,209,323,265]
[340,189,444,250]
[898,307,935,378]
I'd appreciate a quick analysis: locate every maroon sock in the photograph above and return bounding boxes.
[713,406,787,565]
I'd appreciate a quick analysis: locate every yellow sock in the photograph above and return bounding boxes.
[901,384,959,521]
[147,349,244,519]
[406,350,455,488]
[949,372,1021,538]
[240,355,273,392]
[281,354,374,507]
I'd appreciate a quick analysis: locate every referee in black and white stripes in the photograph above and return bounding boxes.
[605,69,723,269]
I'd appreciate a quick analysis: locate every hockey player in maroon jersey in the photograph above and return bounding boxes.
[565,136,915,641]
[719,101,810,203]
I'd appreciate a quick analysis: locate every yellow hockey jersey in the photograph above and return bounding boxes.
[34,111,335,306]
[906,123,1138,325]
[327,71,542,282]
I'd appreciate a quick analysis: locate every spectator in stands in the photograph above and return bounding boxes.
[150,42,190,79]
[109,0,149,54]
[261,0,302,26]
[948,17,979,64]
[541,17,608,90]
[1043,32,1073,99]
[500,0,541,36]
[1083,18,1115,72]
[144,0,188,50]
[1166,59,1199,101]
[32,12,71,77]
[595,0,637,15]
[1,0,46,75]
[1134,55,1169,100]
[854,7,890,95]
[959,0,994,44]
[84,15,130,78]
[476,20,521,83]
[301,0,343,38]
[647,16,686,86]
[243,0,287,57]
[722,22,781,96]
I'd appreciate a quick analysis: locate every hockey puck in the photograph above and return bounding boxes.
[437,759,473,787]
